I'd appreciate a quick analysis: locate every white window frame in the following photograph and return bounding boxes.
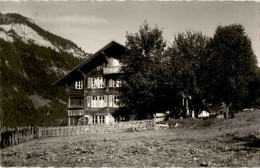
[91,96,97,107]
[93,116,98,124]
[90,96,106,108]
[114,95,120,107]
[92,115,105,124]
[90,77,105,89]
[109,79,121,88]
[109,95,120,107]
[114,80,121,87]
[75,80,83,89]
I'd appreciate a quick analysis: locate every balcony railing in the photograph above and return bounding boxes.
[68,109,85,117]
[103,66,122,75]
[69,90,84,97]
[68,105,83,109]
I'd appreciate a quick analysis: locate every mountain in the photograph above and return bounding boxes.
[0,13,87,58]
[0,13,90,127]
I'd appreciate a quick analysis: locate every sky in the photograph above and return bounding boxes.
[0,1,259,65]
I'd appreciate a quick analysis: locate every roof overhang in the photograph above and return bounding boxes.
[53,40,127,87]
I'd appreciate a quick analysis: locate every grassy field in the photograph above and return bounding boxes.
[1,110,260,167]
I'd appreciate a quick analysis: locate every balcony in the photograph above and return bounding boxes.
[103,66,122,75]
[68,108,84,117]
[68,105,83,109]
[69,90,84,97]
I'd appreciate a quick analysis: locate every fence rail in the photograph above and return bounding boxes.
[38,120,155,138]
[0,120,155,148]
[0,126,38,148]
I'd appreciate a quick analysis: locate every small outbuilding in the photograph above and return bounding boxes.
[198,110,210,118]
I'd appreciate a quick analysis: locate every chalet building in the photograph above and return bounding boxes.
[53,41,126,126]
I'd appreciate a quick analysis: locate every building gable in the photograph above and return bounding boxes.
[53,41,126,87]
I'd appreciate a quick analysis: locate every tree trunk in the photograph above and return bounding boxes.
[194,106,199,118]
[230,110,234,118]
[223,102,228,119]
[226,105,229,119]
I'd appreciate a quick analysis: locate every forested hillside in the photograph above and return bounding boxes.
[0,13,89,127]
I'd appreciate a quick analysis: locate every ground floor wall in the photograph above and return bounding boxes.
[68,113,115,126]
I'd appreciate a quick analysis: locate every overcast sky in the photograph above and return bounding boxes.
[0,1,259,65]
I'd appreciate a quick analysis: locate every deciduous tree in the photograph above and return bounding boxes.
[165,31,210,118]
[119,21,167,119]
[208,24,258,117]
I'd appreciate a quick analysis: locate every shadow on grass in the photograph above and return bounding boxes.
[232,134,260,148]
[245,139,260,148]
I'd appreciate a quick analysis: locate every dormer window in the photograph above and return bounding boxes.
[75,80,83,89]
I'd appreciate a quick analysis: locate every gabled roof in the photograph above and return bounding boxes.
[53,40,126,87]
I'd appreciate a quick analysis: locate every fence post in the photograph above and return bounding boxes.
[153,114,156,129]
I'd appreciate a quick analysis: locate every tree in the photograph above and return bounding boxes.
[119,21,167,119]
[165,31,210,118]
[208,24,258,118]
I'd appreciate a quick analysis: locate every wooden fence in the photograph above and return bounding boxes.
[38,120,155,138]
[0,120,155,148]
[0,126,38,148]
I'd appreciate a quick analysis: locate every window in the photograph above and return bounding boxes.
[93,115,105,124]
[109,79,121,88]
[89,96,107,108]
[93,116,98,124]
[109,95,120,107]
[92,78,95,88]
[75,80,83,89]
[100,116,105,124]
[91,96,97,107]
[114,95,120,107]
[114,80,121,87]
[89,77,105,89]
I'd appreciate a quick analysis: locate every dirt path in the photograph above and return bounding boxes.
[1,110,260,167]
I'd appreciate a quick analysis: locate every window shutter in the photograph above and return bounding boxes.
[113,80,115,87]
[93,78,97,88]
[87,78,91,89]
[102,78,105,88]
[109,95,113,107]
[87,96,90,107]
[75,81,77,89]
[104,95,107,107]
[98,78,100,88]
[109,79,113,88]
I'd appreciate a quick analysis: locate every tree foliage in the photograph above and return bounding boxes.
[208,24,258,116]
[119,22,167,119]
[120,22,258,120]
[165,31,210,118]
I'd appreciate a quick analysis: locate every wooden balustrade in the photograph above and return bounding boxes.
[68,109,85,116]
[103,66,122,75]
[69,90,84,97]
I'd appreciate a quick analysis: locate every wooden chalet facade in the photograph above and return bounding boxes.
[53,41,126,126]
